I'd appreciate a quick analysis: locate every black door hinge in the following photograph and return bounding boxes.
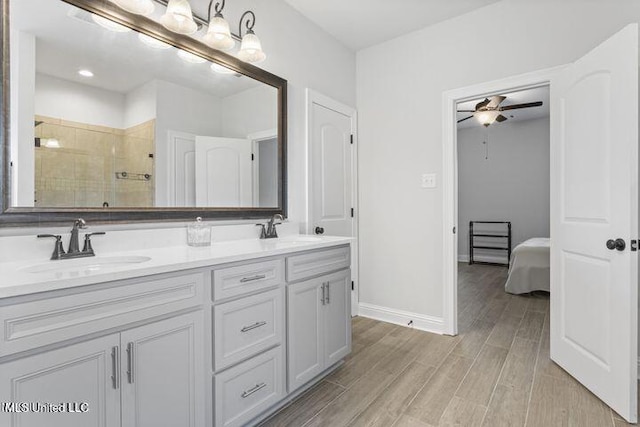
[251,154,254,161]
[351,281,354,291]
[350,134,353,145]
[631,240,638,252]
[351,208,354,218]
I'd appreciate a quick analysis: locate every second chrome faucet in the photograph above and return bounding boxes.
[38,218,106,260]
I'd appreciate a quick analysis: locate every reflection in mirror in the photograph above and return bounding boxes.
[9,0,279,209]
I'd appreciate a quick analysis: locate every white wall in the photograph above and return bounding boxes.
[124,80,157,129]
[154,80,223,206]
[221,85,278,138]
[457,118,550,262]
[35,74,126,129]
[10,30,35,207]
[356,0,640,320]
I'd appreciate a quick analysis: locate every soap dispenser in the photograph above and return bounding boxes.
[187,217,211,247]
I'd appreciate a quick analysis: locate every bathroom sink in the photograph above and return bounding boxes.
[22,255,152,275]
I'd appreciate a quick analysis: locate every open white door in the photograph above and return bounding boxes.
[551,24,638,422]
[195,136,252,207]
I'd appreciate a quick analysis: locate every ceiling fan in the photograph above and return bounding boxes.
[457,95,543,127]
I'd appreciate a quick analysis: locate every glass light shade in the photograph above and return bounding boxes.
[112,0,154,16]
[138,33,171,49]
[210,63,236,75]
[160,0,198,35]
[237,31,266,63]
[202,15,235,51]
[177,49,207,64]
[91,14,132,33]
[475,110,500,126]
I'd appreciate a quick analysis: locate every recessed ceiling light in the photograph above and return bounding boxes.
[177,49,207,64]
[78,69,94,78]
[91,14,132,33]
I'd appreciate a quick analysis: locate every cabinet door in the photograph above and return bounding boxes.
[0,335,120,427]
[323,269,352,367]
[287,278,324,392]
[121,311,204,427]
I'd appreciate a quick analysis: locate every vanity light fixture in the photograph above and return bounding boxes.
[160,0,198,35]
[78,69,94,77]
[177,49,207,64]
[210,62,236,75]
[112,0,155,16]
[202,0,234,51]
[91,14,132,33]
[138,33,172,49]
[110,0,267,63]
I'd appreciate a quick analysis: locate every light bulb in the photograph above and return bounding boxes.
[238,30,266,63]
[475,110,499,126]
[160,0,198,35]
[210,63,236,74]
[78,69,94,77]
[202,14,235,51]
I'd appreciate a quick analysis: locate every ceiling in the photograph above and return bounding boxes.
[282,0,500,51]
[11,0,263,98]
[456,86,550,130]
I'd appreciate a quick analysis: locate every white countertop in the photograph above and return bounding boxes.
[0,235,352,299]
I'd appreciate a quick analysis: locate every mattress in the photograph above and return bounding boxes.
[504,238,550,294]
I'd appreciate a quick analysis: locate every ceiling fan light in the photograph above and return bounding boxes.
[202,14,235,51]
[475,110,500,126]
[91,14,132,33]
[238,30,266,63]
[111,0,154,16]
[160,0,198,35]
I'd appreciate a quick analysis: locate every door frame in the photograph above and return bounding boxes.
[441,66,564,335]
[248,129,278,207]
[305,89,359,316]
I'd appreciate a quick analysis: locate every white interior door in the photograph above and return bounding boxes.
[308,92,357,315]
[551,24,638,422]
[195,136,252,207]
[311,103,353,237]
[170,132,196,207]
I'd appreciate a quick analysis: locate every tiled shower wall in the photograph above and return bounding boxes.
[34,116,155,208]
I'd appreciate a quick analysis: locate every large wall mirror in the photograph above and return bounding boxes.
[0,0,287,226]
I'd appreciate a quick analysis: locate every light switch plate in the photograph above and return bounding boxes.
[421,173,437,189]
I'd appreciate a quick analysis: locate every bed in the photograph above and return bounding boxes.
[505,237,550,294]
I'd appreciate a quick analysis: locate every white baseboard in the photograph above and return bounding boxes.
[358,302,444,335]
[458,254,507,264]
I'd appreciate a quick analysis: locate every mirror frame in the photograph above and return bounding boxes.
[0,0,287,227]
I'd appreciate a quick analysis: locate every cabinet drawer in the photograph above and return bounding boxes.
[214,346,285,427]
[0,273,204,357]
[286,246,350,282]
[214,288,284,371]
[213,259,284,301]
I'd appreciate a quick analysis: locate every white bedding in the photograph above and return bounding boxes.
[505,238,550,294]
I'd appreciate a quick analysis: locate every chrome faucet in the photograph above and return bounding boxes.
[38,218,106,260]
[256,214,284,239]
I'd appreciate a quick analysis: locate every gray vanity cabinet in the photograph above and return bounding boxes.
[0,334,121,427]
[287,268,351,392]
[120,312,204,427]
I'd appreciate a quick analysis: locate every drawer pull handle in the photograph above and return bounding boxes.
[240,274,267,283]
[241,382,267,398]
[241,321,267,333]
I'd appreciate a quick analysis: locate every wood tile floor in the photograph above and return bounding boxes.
[261,263,635,427]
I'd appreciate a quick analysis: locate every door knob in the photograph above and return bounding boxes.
[315,227,325,235]
[606,238,626,251]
